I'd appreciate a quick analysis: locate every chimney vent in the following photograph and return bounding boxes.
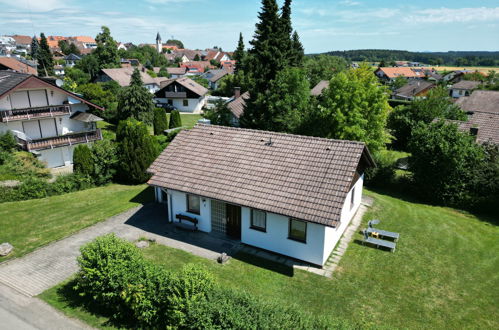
[234,87,241,99]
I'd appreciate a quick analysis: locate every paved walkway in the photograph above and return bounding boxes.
[0,204,238,297]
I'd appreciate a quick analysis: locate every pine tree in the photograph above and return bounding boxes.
[73,144,94,177]
[233,33,246,73]
[30,35,39,59]
[290,31,304,66]
[169,110,182,129]
[37,33,54,77]
[116,118,158,184]
[153,108,168,135]
[117,68,154,124]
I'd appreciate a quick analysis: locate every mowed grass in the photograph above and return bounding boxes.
[0,184,152,261]
[429,66,499,73]
[166,113,202,128]
[40,190,499,329]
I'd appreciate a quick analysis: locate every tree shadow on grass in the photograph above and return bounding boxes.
[54,279,131,329]
[129,185,155,204]
[232,251,294,277]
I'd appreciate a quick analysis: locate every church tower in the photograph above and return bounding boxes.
[156,32,162,53]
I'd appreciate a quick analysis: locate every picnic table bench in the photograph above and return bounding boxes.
[175,214,198,231]
[362,230,396,252]
[366,227,400,242]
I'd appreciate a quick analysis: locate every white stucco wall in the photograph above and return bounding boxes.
[322,174,364,264]
[155,96,206,113]
[168,189,212,232]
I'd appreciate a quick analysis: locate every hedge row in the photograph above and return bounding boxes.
[75,234,355,329]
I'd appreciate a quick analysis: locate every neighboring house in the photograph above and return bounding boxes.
[54,65,65,76]
[450,80,481,98]
[226,89,249,126]
[0,36,16,53]
[221,60,236,73]
[392,80,435,101]
[204,50,231,63]
[310,80,329,96]
[154,77,208,113]
[374,67,422,81]
[0,70,104,168]
[0,57,37,75]
[454,90,499,114]
[96,67,168,93]
[203,69,229,89]
[148,124,375,266]
[181,61,213,75]
[450,111,499,145]
[10,35,32,54]
[152,67,187,78]
[64,53,82,68]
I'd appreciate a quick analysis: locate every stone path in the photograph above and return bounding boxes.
[322,196,374,276]
[0,204,238,297]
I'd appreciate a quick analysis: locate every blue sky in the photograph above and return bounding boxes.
[0,0,498,53]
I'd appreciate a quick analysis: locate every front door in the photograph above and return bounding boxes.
[226,204,241,239]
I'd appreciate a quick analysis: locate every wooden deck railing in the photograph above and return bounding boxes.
[0,104,71,122]
[16,129,102,151]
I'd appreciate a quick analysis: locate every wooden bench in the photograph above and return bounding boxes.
[362,230,396,252]
[175,214,198,231]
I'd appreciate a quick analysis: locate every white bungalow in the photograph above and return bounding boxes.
[148,124,375,266]
[0,70,104,168]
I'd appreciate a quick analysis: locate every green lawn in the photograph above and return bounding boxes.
[0,184,152,261]
[166,113,202,128]
[40,189,499,329]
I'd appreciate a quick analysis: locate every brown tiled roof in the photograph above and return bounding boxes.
[166,67,187,75]
[0,57,37,75]
[451,111,499,145]
[455,90,499,114]
[394,80,435,98]
[311,80,329,96]
[148,124,374,227]
[451,80,481,90]
[376,67,420,78]
[11,35,32,45]
[227,91,249,118]
[158,76,208,97]
[100,67,164,87]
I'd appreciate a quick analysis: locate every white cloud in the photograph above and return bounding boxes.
[404,7,499,23]
[340,0,361,6]
[0,0,68,12]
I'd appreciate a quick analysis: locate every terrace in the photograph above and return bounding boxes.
[16,129,102,151]
[0,104,71,122]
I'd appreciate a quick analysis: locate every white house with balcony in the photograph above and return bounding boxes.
[148,124,375,266]
[0,70,104,168]
[154,77,208,113]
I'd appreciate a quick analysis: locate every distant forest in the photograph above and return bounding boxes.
[313,50,499,66]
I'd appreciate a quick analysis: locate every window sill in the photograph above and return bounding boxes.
[250,226,266,233]
[287,237,306,244]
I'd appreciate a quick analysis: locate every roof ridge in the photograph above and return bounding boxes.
[195,124,367,146]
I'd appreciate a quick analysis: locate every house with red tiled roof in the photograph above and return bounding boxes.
[374,67,423,81]
[147,124,375,266]
[0,57,37,75]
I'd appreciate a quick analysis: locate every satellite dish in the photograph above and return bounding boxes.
[55,79,64,87]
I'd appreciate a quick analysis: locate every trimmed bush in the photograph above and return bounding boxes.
[153,108,168,135]
[73,144,94,177]
[91,139,118,185]
[116,118,158,184]
[73,235,355,329]
[0,131,17,151]
[169,110,182,129]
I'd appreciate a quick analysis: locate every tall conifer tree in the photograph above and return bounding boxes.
[37,33,54,77]
[233,32,246,73]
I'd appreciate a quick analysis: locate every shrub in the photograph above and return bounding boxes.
[153,107,168,135]
[169,110,182,129]
[3,151,50,178]
[116,118,158,184]
[73,235,355,329]
[0,131,17,151]
[408,121,485,206]
[91,139,118,185]
[73,145,94,177]
[49,173,94,195]
[365,150,399,187]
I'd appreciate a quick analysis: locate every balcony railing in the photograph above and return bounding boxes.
[163,92,187,98]
[16,129,102,151]
[0,104,71,122]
